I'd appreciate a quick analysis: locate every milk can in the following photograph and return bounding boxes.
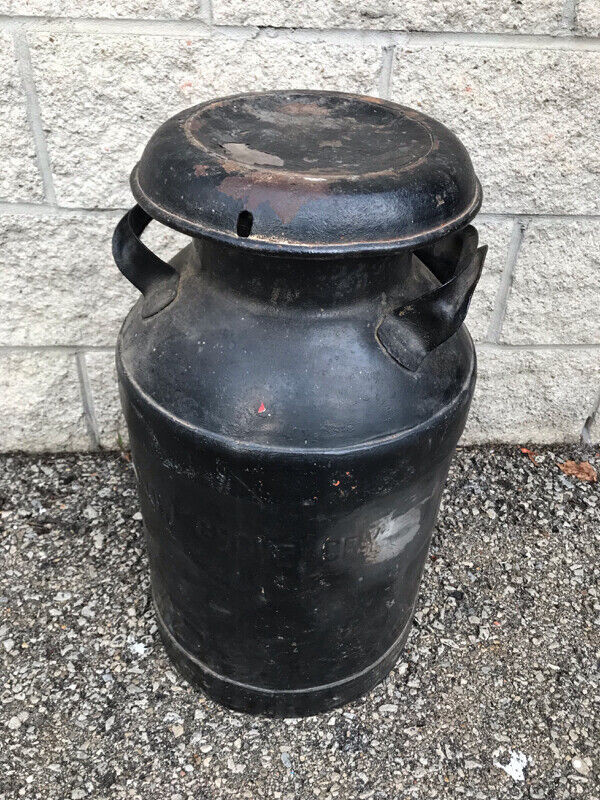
[112,91,487,716]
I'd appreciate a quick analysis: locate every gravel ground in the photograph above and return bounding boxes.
[0,445,598,800]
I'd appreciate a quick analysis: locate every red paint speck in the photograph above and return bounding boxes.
[257,402,266,414]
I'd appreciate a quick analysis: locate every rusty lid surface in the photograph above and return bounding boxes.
[132,90,482,255]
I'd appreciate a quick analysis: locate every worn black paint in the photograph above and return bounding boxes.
[132,90,482,256]
[113,91,486,715]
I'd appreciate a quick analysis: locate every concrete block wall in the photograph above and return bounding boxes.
[0,1,598,451]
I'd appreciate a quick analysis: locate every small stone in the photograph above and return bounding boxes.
[494,750,528,782]
[171,724,184,738]
[133,512,143,521]
[281,752,292,769]
[3,638,14,652]
[572,757,591,776]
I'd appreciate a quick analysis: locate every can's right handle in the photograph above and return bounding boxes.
[376,225,487,371]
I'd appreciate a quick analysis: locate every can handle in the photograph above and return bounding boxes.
[376,225,487,371]
[112,204,180,319]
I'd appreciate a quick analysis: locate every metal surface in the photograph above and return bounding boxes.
[378,226,488,370]
[132,90,482,256]
[113,91,487,716]
[112,205,179,318]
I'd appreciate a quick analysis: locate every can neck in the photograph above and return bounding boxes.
[195,239,412,308]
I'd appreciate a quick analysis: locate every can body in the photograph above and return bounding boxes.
[116,238,475,715]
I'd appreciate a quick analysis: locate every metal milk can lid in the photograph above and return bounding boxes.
[131,90,482,256]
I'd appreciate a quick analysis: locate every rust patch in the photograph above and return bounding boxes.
[218,174,328,225]
[358,95,385,105]
[281,101,329,116]
[217,176,302,225]
[187,116,203,134]
[193,162,230,178]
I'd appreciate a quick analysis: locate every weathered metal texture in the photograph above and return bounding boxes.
[132,91,482,255]
[113,91,487,716]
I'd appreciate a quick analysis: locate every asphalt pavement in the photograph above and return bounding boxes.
[0,445,598,799]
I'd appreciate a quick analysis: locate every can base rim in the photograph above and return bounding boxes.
[154,600,414,717]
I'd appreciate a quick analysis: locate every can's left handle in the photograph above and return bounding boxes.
[112,204,180,319]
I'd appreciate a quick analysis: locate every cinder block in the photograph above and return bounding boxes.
[464,218,512,342]
[462,346,600,444]
[85,350,129,450]
[0,212,135,346]
[29,31,383,208]
[0,0,209,18]
[0,31,44,202]
[0,212,188,347]
[0,351,88,451]
[213,0,564,34]
[578,0,600,35]
[501,219,600,345]
[390,45,600,215]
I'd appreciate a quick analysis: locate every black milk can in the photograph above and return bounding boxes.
[112,91,487,716]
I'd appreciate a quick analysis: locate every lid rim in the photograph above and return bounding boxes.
[131,165,483,257]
